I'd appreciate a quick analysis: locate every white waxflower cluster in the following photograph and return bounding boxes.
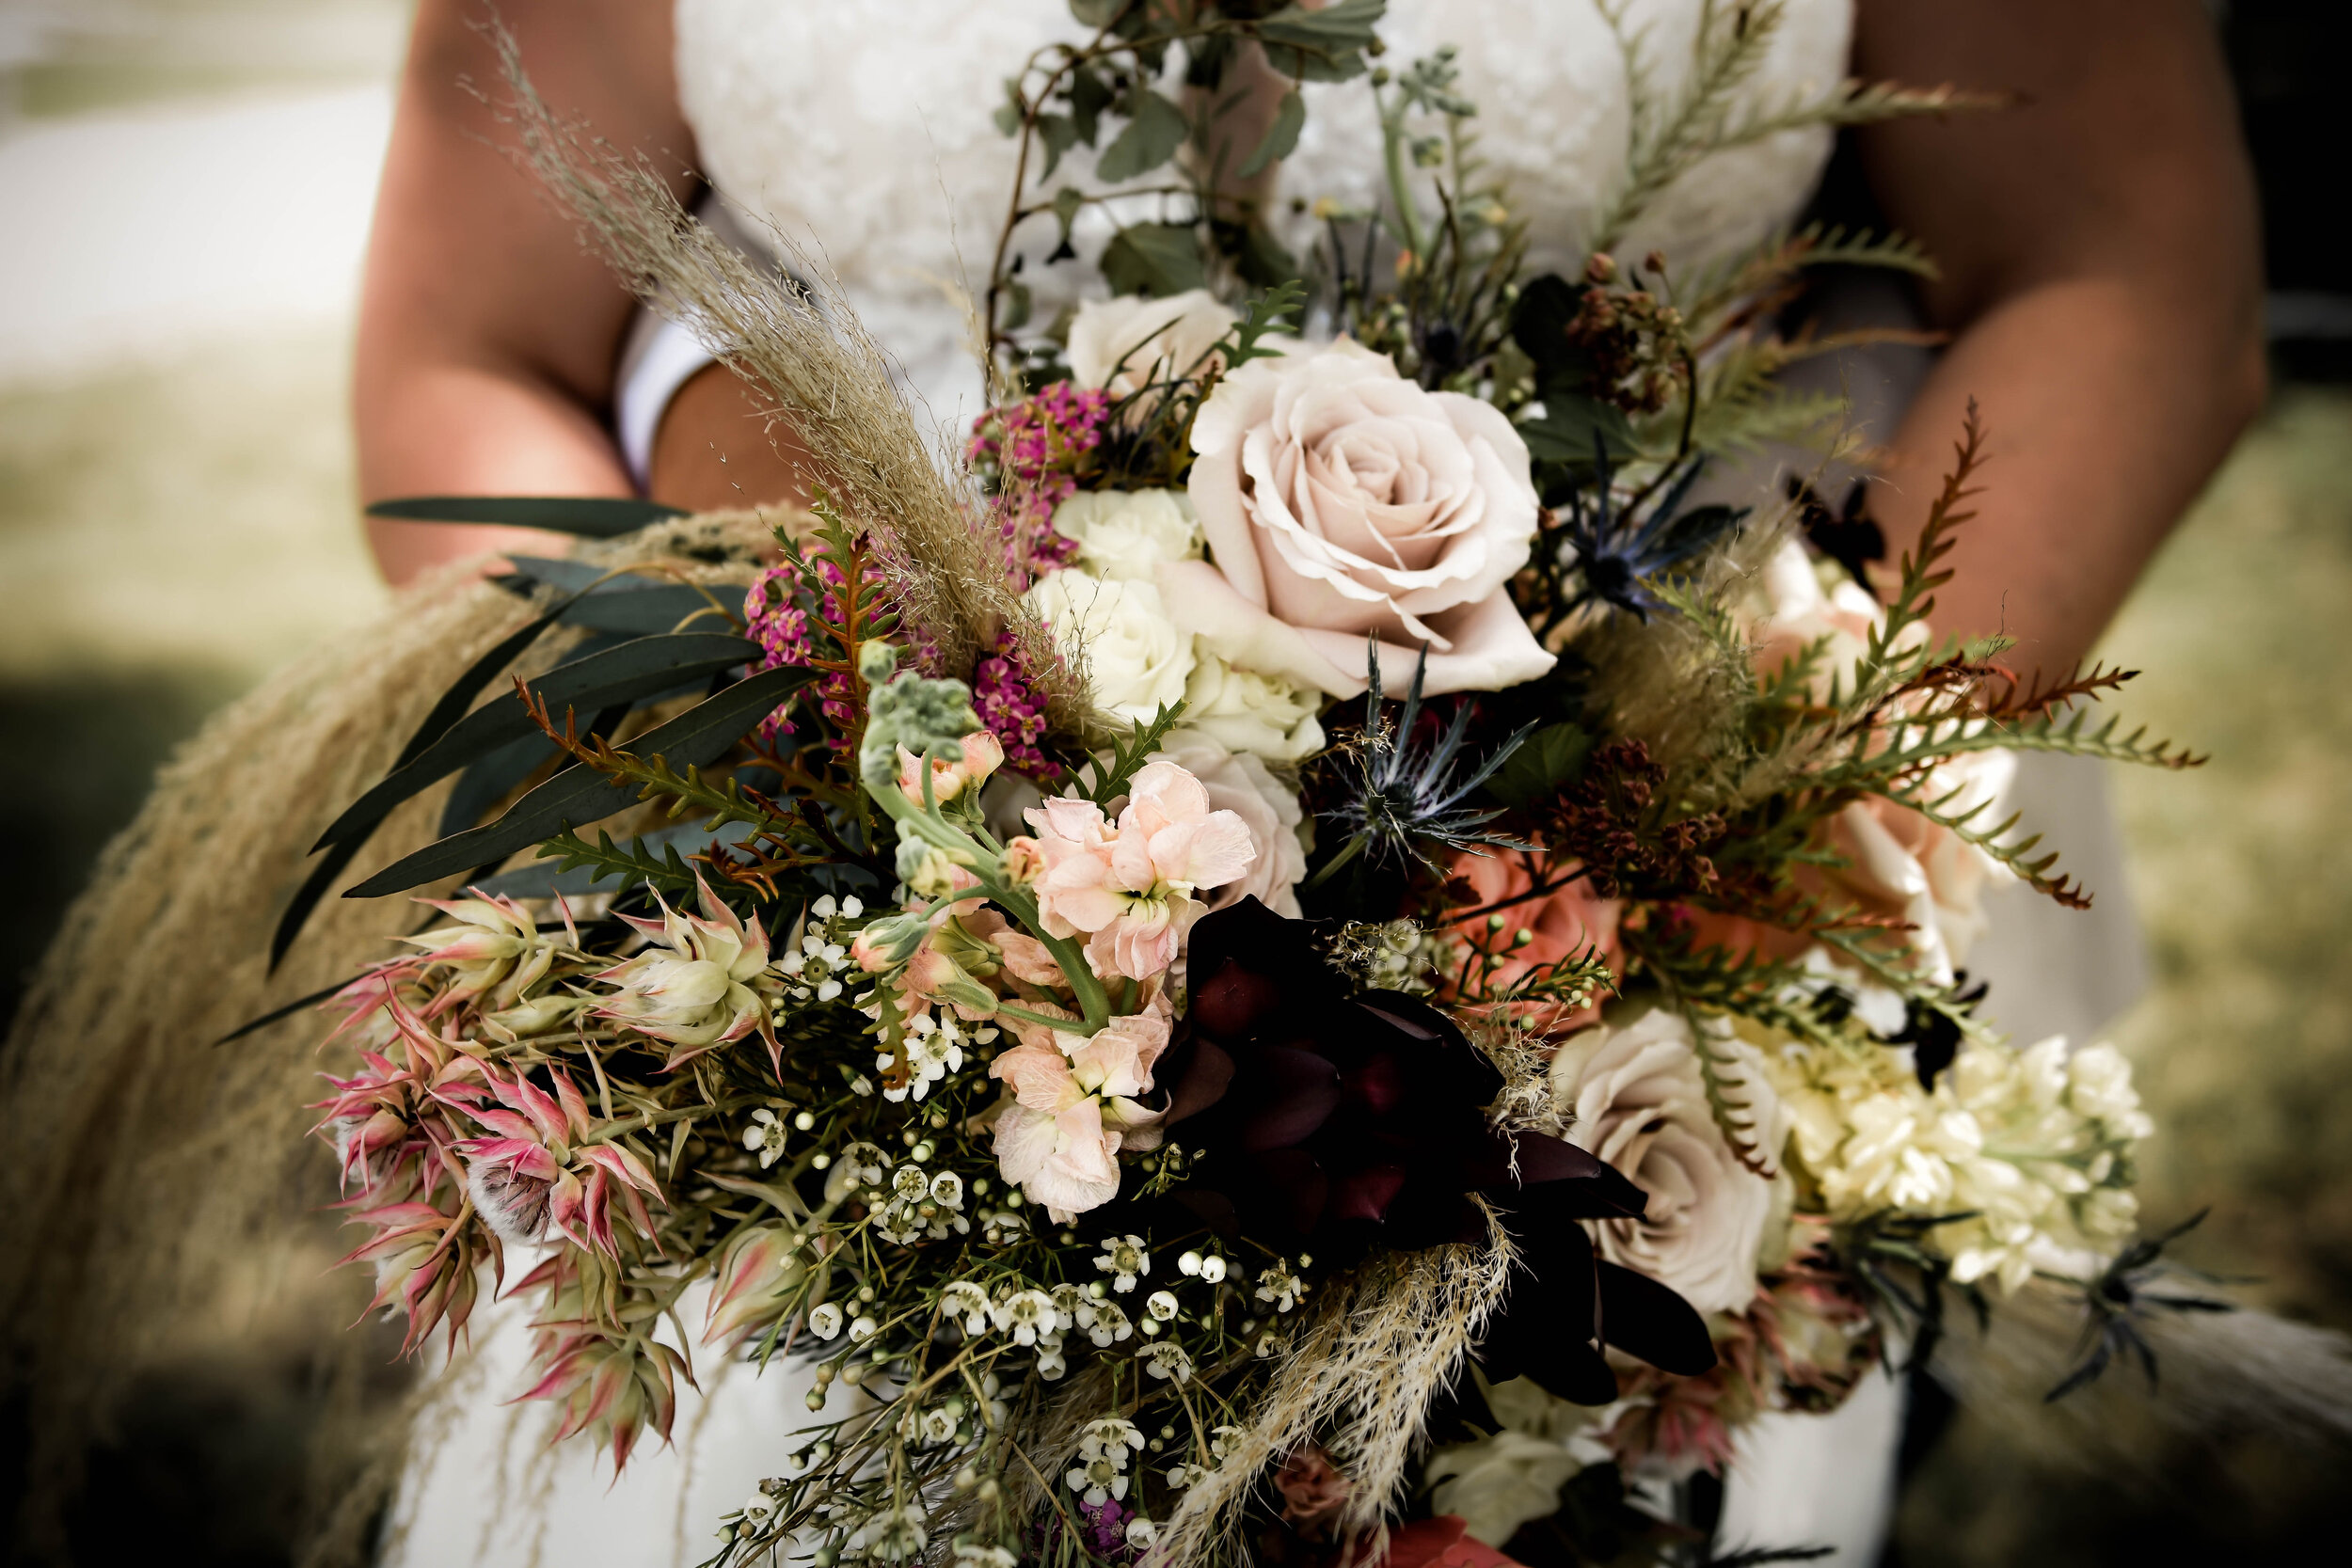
[845,1502,927,1563]
[1175,1247,1230,1283]
[1166,1425,1246,1489]
[778,895,866,1004]
[872,1163,970,1245]
[742,1103,807,1169]
[1762,1030,2154,1292]
[723,1477,791,1542]
[879,1011,998,1103]
[1066,1416,1147,1505]
[1094,1234,1150,1291]
[1254,1260,1307,1313]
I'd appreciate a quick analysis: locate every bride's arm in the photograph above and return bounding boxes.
[355,0,802,587]
[1852,0,2265,673]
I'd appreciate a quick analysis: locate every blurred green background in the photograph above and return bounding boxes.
[2,2,2346,1564]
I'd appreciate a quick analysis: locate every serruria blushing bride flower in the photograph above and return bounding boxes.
[443,1067,662,1257]
[397,889,563,1013]
[1167,337,1553,698]
[1023,759,1258,980]
[593,879,774,1063]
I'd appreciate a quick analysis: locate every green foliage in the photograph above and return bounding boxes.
[1077,700,1189,807]
[1485,721,1596,811]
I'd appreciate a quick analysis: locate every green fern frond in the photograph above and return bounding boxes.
[1885,781,2091,910]
[1592,0,1790,251]
[1078,700,1190,807]
[536,829,706,895]
[1689,1015,1782,1177]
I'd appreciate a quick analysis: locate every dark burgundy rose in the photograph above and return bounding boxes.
[1161,898,1717,1403]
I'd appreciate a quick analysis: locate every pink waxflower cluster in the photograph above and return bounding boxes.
[1015,761,1258,983]
[975,636,1056,780]
[968,381,1109,590]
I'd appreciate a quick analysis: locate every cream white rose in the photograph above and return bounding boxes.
[1066,290,1239,405]
[1152,734,1309,918]
[1180,652,1326,763]
[1052,490,1203,584]
[1549,1005,1780,1315]
[1168,339,1552,698]
[1025,568,1195,725]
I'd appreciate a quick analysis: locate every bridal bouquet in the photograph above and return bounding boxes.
[287,5,2205,1564]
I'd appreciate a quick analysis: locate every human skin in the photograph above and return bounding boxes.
[355,0,2265,677]
[1850,0,2266,674]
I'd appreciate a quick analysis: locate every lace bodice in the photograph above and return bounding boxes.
[675,0,1852,426]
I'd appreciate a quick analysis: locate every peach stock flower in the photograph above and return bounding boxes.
[896,728,1005,805]
[988,1005,1171,1219]
[1024,760,1257,981]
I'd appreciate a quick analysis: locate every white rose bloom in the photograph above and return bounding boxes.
[1152,734,1309,918]
[1052,489,1204,583]
[1025,568,1196,725]
[1066,289,1239,405]
[1169,339,1552,698]
[1549,1005,1781,1315]
[1181,651,1326,763]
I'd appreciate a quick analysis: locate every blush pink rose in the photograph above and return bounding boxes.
[1166,339,1552,699]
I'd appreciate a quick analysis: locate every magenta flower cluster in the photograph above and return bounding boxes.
[968,381,1110,591]
[742,558,864,741]
[974,634,1055,782]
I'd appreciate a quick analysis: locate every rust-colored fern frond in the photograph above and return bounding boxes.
[1973,660,2141,721]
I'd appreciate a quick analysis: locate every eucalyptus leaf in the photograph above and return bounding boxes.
[472,817,757,899]
[561,583,737,635]
[310,632,760,852]
[342,664,814,900]
[501,555,663,595]
[1051,185,1087,245]
[364,496,688,537]
[1038,112,1078,178]
[271,600,580,966]
[1237,87,1305,179]
[1519,396,1638,467]
[1096,89,1189,182]
[1102,222,1207,297]
[1258,0,1385,83]
[1067,64,1112,145]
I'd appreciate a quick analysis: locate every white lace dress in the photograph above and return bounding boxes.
[388,3,2144,1561]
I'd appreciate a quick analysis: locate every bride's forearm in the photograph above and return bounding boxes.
[1867,275,2266,674]
[356,356,636,588]
[1852,0,2265,674]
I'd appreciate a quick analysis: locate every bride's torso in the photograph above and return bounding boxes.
[674,0,1855,424]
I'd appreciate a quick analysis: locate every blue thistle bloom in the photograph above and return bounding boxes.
[1557,447,1747,621]
[1309,642,1534,888]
